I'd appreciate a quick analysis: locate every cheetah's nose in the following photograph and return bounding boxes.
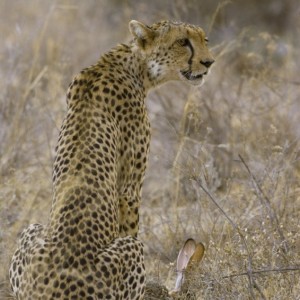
[200,59,215,68]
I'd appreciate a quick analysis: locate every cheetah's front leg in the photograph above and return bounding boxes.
[119,193,140,237]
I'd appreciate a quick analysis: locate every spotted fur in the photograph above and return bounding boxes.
[9,20,214,299]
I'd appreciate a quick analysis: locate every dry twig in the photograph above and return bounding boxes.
[238,154,288,253]
[193,179,267,299]
[222,266,300,279]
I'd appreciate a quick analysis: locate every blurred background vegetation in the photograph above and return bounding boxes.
[0,0,299,299]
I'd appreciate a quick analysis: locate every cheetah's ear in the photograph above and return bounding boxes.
[129,20,156,50]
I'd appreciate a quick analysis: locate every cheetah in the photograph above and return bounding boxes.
[9,20,214,299]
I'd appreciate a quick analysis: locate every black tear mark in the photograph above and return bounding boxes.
[186,39,194,65]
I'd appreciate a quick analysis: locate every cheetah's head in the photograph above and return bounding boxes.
[129,20,214,87]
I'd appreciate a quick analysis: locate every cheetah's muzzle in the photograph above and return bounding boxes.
[180,70,207,81]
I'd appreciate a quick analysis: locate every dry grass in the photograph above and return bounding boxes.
[1,1,299,299]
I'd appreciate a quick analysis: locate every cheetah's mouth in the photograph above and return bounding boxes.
[180,70,207,81]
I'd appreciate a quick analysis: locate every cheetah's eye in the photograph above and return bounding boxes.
[177,38,190,47]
